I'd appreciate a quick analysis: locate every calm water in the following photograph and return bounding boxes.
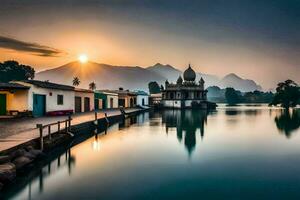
[4,105,300,200]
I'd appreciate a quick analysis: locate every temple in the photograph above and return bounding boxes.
[161,64,215,109]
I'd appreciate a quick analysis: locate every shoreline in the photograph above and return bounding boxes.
[0,107,149,192]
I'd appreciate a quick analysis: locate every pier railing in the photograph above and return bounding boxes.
[35,109,126,151]
[36,115,72,151]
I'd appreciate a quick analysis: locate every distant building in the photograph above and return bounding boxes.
[74,88,94,113]
[115,89,137,108]
[94,90,118,109]
[10,80,75,117]
[161,64,212,109]
[135,91,149,106]
[149,93,162,106]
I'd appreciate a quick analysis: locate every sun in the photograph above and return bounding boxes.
[78,54,88,63]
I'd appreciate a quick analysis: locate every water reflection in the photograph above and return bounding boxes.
[11,148,76,200]
[4,107,300,200]
[161,109,208,155]
[274,109,300,138]
[225,110,242,115]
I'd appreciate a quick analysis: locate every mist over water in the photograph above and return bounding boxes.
[4,105,300,200]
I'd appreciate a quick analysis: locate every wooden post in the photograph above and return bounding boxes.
[48,125,51,140]
[105,113,109,125]
[58,121,60,133]
[65,121,68,132]
[57,155,61,167]
[94,111,97,120]
[37,124,43,151]
[94,111,98,126]
[68,115,71,128]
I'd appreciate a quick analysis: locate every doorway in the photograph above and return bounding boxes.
[110,98,114,108]
[84,97,90,112]
[0,94,7,115]
[75,96,82,113]
[33,94,46,117]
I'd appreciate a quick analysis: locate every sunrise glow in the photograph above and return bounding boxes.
[78,54,88,63]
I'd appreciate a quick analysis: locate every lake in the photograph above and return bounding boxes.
[3,105,300,200]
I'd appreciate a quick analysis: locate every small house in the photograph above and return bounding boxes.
[135,91,149,107]
[115,89,137,108]
[0,82,30,116]
[94,90,118,109]
[12,80,75,117]
[74,88,95,113]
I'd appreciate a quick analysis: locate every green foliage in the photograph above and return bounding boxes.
[225,87,242,105]
[270,80,300,108]
[243,90,273,103]
[148,81,161,94]
[208,86,273,103]
[89,81,96,90]
[0,60,35,82]
[72,77,80,86]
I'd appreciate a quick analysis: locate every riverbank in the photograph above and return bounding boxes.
[0,108,145,153]
[0,107,149,191]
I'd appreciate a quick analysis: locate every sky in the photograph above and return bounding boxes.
[0,0,299,89]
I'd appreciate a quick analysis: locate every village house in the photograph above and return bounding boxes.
[5,80,75,117]
[0,82,30,116]
[74,88,95,113]
[94,90,118,110]
[135,91,149,107]
[115,89,137,108]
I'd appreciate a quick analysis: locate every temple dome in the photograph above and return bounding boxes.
[183,64,196,82]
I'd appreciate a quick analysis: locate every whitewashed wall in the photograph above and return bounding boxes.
[136,95,149,106]
[107,94,118,108]
[28,85,75,112]
[163,100,181,108]
[162,100,207,108]
[75,91,94,112]
[13,82,74,112]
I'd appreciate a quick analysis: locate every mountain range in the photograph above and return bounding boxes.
[36,61,262,92]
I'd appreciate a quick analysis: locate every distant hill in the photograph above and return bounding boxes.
[36,61,262,92]
[36,61,165,91]
[220,73,262,92]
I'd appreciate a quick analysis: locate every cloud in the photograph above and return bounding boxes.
[0,35,66,57]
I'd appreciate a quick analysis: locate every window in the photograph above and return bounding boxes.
[170,93,174,99]
[57,95,64,105]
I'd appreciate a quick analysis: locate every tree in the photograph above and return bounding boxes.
[148,81,161,94]
[243,90,274,103]
[270,80,300,109]
[0,60,35,82]
[89,81,96,90]
[72,77,80,86]
[225,87,241,105]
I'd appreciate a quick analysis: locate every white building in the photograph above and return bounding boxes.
[135,91,149,107]
[74,88,95,113]
[11,80,75,117]
[94,90,118,109]
[161,65,210,109]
